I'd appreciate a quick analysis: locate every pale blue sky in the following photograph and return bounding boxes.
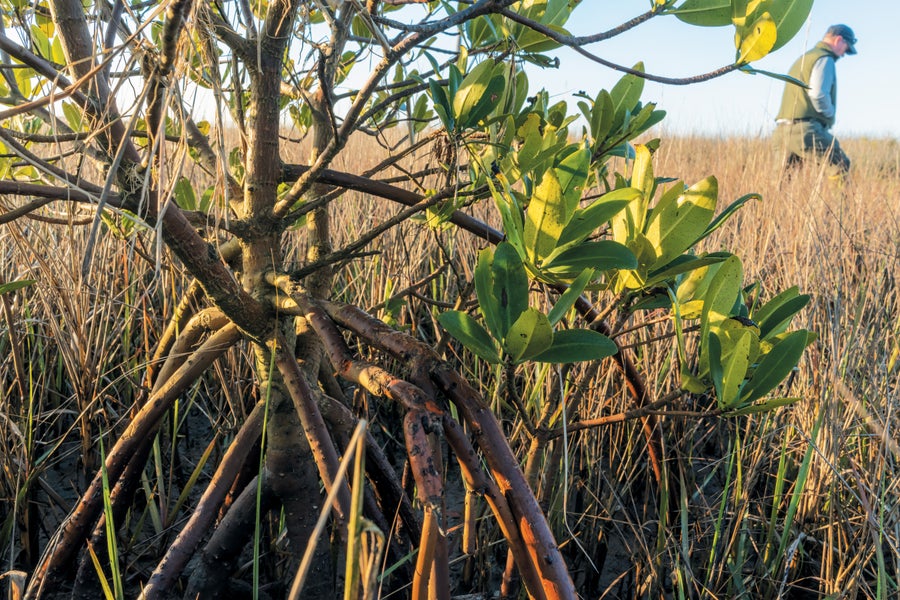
[525,1,896,138]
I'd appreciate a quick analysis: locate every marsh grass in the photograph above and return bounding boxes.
[1,133,898,598]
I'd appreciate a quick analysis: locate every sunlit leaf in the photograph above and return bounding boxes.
[755,290,810,340]
[543,240,637,276]
[524,168,569,263]
[504,307,553,362]
[609,62,645,126]
[767,0,814,52]
[735,11,776,64]
[555,187,639,252]
[670,0,731,26]
[740,330,809,403]
[645,176,718,269]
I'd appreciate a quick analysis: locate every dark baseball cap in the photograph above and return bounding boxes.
[827,24,857,54]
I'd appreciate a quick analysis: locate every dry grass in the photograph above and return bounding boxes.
[1,134,898,598]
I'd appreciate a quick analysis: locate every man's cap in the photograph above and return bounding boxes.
[827,24,857,55]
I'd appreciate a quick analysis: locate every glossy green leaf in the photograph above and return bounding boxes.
[697,192,759,245]
[609,63,645,126]
[708,331,724,404]
[645,176,718,269]
[548,268,594,326]
[670,0,731,26]
[645,252,731,288]
[556,145,591,210]
[524,168,569,263]
[543,240,637,276]
[475,247,502,341]
[740,330,809,403]
[532,328,618,363]
[701,255,742,329]
[492,241,529,340]
[591,90,615,142]
[453,61,506,129]
[487,178,524,252]
[555,187,639,252]
[767,0,814,52]
[717,327,753,408]
[756,292,810,340]
[428,79,454,131]
[504,307,554,362]
[437,311,501,364]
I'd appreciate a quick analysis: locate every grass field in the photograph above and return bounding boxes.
[1,134,898,598]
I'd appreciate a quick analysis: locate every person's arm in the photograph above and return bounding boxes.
[807,56,836,126]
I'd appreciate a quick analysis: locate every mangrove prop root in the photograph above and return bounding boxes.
[139,400,266,599]
[25,324,243,599]
[322,300,571,599]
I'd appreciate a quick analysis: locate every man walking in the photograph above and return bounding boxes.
[773,24,857,176]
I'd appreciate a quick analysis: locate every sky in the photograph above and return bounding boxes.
[524,1,897,138]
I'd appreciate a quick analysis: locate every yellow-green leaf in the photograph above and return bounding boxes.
[645,176,718,269]
[524,168,569,263]
[736,11,776,63]
[504,307,553,363]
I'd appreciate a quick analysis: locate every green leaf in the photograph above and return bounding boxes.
[738,65,808,87]
[612,145,652,245]
[609,63,645,126]
[725,397,801,416]
[670,0,731,26]
[708,331,724,403]
[543,241,637,276]
[716,327,753,408]
[437,311,501,364]
[767,0,814,52]
[173,177,197,211]
[697,192,759,245]
[487,178,524,253]
[0,279,35,295]
[591,90,615,142]
[453,61,505,129]
[555,187,639,252]
[428,80,454,132]
[504,307,554,363]
[645,252,731,288]
[645,176,718,269]
[548,268,594,326]
[61,102,85,132]
[532,328,618,363]
[524,168,569,263]
[555,145,590,210]
[492,242,529,340]
[756,292,810,340]
[740,330,808,404]
[475,247,502,341]
[701,254,743,332]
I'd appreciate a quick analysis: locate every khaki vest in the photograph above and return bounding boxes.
[776,42,838,126]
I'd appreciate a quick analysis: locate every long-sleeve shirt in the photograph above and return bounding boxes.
[807,56,837,122]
